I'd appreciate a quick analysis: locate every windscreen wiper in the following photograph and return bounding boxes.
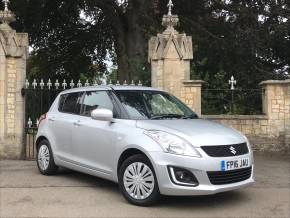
[150,114,183,120]
[182,114,199,119]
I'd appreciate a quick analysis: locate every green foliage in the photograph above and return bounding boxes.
[4,0,289,88]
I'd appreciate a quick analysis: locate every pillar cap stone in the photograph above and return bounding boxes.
[259,79,290,86]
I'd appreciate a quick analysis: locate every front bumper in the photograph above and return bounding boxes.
[149,149,254,196]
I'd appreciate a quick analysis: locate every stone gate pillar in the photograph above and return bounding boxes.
[260,80,290,152]
[0,4,28,159]
[148,5,203,115]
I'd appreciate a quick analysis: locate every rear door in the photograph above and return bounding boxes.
[48,92,83,161]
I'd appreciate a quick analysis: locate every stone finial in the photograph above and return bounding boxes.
[162,0,179,34]
[0,0,15,24]
[162,15,179,34]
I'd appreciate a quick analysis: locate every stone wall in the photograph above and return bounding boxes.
[0,21,28,159]
[203,80,290,153]
[180,80,203,116]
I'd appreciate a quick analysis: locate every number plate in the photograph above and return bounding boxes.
[221,158,250,171]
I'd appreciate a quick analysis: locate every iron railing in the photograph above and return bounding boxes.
[201,89,263,115]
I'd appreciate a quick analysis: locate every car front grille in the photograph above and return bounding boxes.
[201,143,249,157]
[207,167,252,185]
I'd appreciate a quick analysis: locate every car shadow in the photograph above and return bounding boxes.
[55,167,249,208]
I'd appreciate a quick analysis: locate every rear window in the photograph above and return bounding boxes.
[58,92,82,114]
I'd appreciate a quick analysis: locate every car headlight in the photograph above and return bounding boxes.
[144,130,201,157]
[243,135,252,151]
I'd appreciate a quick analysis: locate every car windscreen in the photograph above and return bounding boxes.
[115,90,198,120]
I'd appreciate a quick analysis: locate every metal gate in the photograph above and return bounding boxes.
[23,79,64,159]
[23,78,142,159]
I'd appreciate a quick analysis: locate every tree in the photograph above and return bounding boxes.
[4,0,289,86]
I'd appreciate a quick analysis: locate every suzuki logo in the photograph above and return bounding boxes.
[230,146,237,155]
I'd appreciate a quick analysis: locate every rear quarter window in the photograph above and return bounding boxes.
[58,94,67,112]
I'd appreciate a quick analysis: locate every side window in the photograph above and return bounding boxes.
[81,91,114,117]
[58,94,67,111]
[60,92,82,114]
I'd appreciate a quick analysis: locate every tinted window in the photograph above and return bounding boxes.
[81,91,114,117]
[60,92,82,114]
[58,94,67,111]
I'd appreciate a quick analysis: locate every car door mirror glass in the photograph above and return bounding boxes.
[91,108,114,122]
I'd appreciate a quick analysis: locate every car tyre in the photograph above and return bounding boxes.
[36,139,58,175]
[118,154,160,206]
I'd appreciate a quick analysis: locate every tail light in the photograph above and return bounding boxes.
[38,113,47,128]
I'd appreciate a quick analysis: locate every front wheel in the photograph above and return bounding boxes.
[118,154,160,206]
[36,139,58,175]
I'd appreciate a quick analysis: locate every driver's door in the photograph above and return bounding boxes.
[71,90,118,175]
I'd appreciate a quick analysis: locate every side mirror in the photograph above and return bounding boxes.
[91,108,114,122]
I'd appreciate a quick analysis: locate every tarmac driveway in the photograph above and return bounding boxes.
[0,153,289,218]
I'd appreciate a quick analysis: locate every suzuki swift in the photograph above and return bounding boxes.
[36,86,254,206]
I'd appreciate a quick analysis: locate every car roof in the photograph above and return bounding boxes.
[59,85,162,95]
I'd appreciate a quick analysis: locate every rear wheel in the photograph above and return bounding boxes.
[118,154,160,206]
[36,139,58,175]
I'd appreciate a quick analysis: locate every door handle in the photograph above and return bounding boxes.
[73,121,82,127]
[48,118,56,122]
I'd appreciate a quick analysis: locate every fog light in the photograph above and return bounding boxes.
[168,166,199,187]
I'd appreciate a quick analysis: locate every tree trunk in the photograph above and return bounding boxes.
[126,0,147,81]
[114,0,148,82]
[115,33,130,82]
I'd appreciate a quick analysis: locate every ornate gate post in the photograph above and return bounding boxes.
[148,1,204,115]
[0,2,28,159]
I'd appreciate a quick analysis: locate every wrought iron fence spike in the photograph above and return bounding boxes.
[62,79,67,89]
[109,80,113,86]
[85,80,90,87]
[27,117,32,128]
[55,79,60,90]
[32,79,37,89]
[70,79,75,88]
[40,79,45,89]
[93,80,98,86]
[116,80,120,86]
[77,80,82,88]
[138,80,143,86]
[25,79,30,88]
[229,76,237,90]
[123,80,128,86]
[47,79,52,90]
[130,80,135,86]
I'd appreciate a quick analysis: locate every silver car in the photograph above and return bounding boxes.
[36,86,254,206]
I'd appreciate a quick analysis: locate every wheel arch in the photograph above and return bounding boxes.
[35,136,49,151]
[117,148,151,173]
